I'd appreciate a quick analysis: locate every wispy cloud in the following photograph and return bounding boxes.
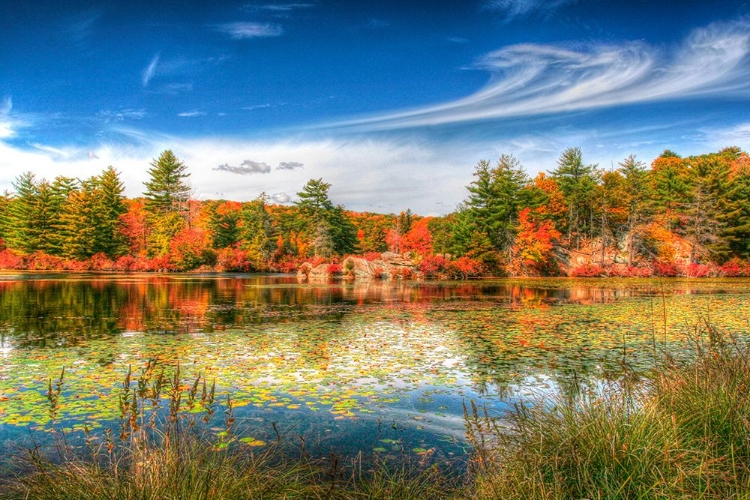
[156,83,194,95]
[98,108,147,123]
[64,9,103,44]
[243,103,272,111]
[29,142,69,159]
[0,96,13,139]
[328,19,750,131]
[177,111,207,117]
[215,22,283,39]
[277,161,304,170]
[246,3,315,12]
[142,53,160,87]
[484,0,576,21]
[214,159,273,174]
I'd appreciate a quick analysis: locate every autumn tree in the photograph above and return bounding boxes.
[511,208,561,276]
[240,194,276,267]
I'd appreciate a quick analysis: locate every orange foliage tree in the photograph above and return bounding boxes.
[511,208,561,276]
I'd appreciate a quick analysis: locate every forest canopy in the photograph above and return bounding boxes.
[1,147,749,277]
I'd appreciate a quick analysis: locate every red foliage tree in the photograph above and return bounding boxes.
[511,208,561,276]
[400,219,432,257]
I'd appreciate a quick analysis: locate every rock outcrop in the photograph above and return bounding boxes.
[297,252,420,281]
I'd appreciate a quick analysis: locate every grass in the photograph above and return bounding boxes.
[0,361,456,500]
[3,322,750,499]
[467,321,750,499]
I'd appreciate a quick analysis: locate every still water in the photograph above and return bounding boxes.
[1,273,749,466]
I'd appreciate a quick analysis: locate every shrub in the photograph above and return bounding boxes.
[684,262,713,278]
[0,249,23,269]
[652,260,679,277]
[363,252,381,262]
[446,256,482,279]
[216,246,252,272]
[113,255,137,272]
[419,255,448,278]
[720,258,750,277]
[90,253,115,271]
[569,264,605,277]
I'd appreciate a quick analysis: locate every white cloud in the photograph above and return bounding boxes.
[327,19,750,131]
[271,192,291,203]
[215,22,283,39]
[0,96,14,139]
[142,53,160,87]
[177,111,207,117]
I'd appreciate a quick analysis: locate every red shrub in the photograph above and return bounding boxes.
[0,249,23,269]
[371,265,385,279]
[363,252,381,262]
[216,246,252,272]
[569,264,605,277]
[652,260,679,277]
[720,258,750,277]
[27,252,63,270]
[419,255,448,277]
[90,253,115,271]
[396,267,413,280]
[684,263,713,278]
[114,255,137,272]
[328,263,342,275]
[447,256,482,279]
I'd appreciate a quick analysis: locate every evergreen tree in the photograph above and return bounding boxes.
[724,154,750,258]
[549,147,599,247]
[59,178,98,260]
[93,167,128,257]
[143,150,191,216]
[649,151,691,231]
[465,154,531,255]
[240,195,276,267]
[618,155,651,265]
[46,176,79,255]
[205,200,242,249]
[5,172,45,254]
[683,152,732,262]
[294,179,357,257]
[143,150,191,256]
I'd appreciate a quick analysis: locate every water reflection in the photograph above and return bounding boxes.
[0,274,749,461]
[1,274,744,350]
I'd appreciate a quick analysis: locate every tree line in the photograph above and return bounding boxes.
[0,146,748,276]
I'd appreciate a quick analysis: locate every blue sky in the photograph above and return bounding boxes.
[1,0,749,214]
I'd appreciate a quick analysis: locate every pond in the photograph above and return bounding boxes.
[1,273,749,470]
